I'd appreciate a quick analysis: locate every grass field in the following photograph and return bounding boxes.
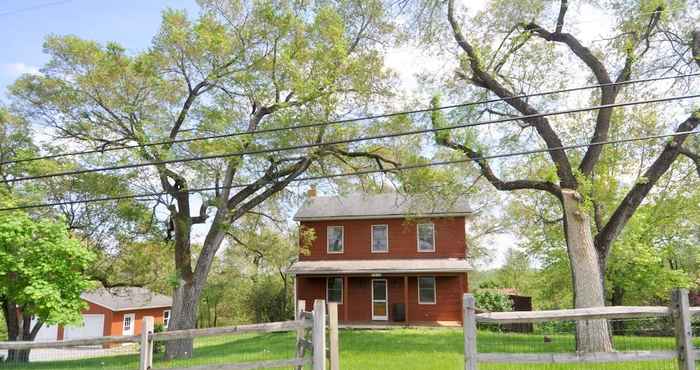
[0,328,690,369]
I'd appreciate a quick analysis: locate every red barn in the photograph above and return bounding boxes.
[290,192,472,325]
[34,287,172,341]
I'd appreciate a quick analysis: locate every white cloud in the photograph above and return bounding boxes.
[1,63,41,78]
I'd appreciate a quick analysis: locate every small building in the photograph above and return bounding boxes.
[34,287,172,341]
[290,192,473,325]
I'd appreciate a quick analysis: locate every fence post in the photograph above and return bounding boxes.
[312,299,327,370]
[295,300,307,370]
[139,316,155,370]
[328,302,340,370]
[672,289,695,370]
[463,294,478,370]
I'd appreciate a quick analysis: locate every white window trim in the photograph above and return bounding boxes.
[326,226,344,254]
[418,276,437,305]
[163,310,171,328]
[370,224,389,253]
[123,313,135,332]
[326,277,343,304]
[417,223,436,252]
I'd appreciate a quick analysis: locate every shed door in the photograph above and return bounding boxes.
[372,279,388,321]
[64,314,105,339]
[31,318,58,341]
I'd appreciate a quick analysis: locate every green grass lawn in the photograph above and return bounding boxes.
[0,328,689,370]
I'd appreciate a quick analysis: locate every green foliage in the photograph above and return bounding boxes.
[473,289,513,312]
[0,212,95,326]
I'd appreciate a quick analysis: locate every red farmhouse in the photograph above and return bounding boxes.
[290,192,472,325]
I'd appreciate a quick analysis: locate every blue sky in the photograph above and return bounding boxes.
[0,0,200,94]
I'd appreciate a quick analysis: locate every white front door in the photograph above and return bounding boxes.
[122,313,135,336]
[64,314,104,339]
[372,279,388,321]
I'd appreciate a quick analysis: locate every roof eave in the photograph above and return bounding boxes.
[292,268,472,275]
[293,212,474,222]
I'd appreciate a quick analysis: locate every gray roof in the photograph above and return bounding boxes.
[289,258,472,275]
[82,287,172,311]
[294,193,473,221]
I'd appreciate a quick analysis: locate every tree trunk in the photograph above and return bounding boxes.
[164,280,199,360]
[2,304,38,363]
[561,189,613,352]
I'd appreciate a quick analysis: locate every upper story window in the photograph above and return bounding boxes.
[327,226,344,253]
[326,277,343,303]
[417,223,435,252]
[371,225,389,253]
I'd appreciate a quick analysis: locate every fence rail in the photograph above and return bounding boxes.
[463,288,697,370]
[0,299,339,370]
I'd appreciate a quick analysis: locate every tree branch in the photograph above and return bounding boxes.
[680,146,700,176]
[447,0,576,188]
[436,133,561,198]
[595,113,700,258]
[555,0,568,34]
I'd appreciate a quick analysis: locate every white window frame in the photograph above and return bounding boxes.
[326,277,343,304]
[326,226,344,254]
[122,313,135,334]
[163,310,171,328]
[371,224,389,253]
[417,223,436,252]
[418,276,437,305]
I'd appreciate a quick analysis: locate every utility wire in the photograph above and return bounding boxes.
[1,129,697,212]
[3,92,699,185]
[2,72,698,167]
[0,0,73,17]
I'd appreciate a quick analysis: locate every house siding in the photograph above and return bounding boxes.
[54,301,170,344]
[111,307,169,336]
[299,217,467,260]
[296,274,468,323]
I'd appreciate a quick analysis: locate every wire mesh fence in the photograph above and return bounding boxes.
[475,318,681,369]
[150,332,301,369]
[0,339,140,370]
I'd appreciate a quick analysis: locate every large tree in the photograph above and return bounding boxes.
[10,0,397,358]
[424,0,700,351]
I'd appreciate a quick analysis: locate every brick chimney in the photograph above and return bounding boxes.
[307,185,317,198]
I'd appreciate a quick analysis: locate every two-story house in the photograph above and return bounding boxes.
[290,192,472,325]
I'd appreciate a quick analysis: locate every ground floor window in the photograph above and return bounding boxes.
[123,314,133,332]
[418,276,436,304]
[327,277,343,303]
[163,310,171,328]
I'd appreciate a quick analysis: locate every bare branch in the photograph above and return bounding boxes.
[680,146,700,176]
[555,0,568,34]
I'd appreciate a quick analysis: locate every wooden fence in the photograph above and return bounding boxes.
[463,288,699,370]
[0,299,339,370]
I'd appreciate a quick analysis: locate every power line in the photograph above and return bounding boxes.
[3,92,699,185]
[1,129,697,212]
[3,72,698,167]
[0,0,73,17]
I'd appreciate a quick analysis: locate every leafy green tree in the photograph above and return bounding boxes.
[0,211,95,362]
[410,0,700,351]
[10,0,398,358]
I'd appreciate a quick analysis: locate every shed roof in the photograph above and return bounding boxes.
[293,193,473,221]
[81,287,172,312]
[289,258,472,275]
